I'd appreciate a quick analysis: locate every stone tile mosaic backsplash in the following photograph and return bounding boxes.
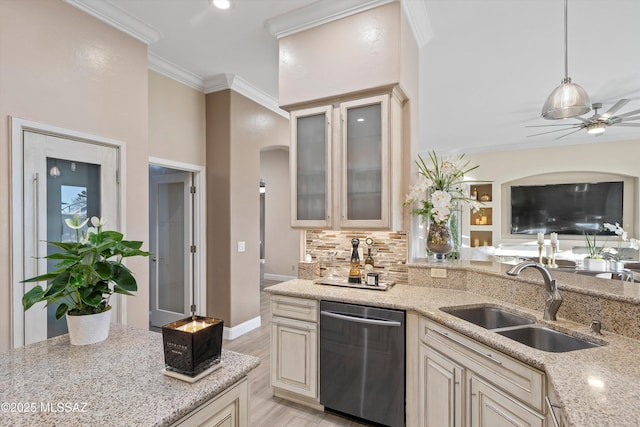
[305,230,408,284]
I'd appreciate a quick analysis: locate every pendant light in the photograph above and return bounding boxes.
[541,0,591,120]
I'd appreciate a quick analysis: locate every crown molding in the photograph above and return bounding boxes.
[266,0,395,39]
[401,0,433,48]
[65,0,161,45]
[148,52,205,92]
[204,74,289,119]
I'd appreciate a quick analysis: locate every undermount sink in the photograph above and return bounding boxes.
[496,325,602,353]
[442,305,535,329]
[441,305,604,353]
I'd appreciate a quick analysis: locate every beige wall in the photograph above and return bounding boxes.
[0,0,149,351]
[279,2,401,108]
[206,90,290,328]
[465,139,640,245]
[260,149,300,277]
[148,70,206,165]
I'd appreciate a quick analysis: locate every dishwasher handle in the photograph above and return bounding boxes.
[321,310,402,327]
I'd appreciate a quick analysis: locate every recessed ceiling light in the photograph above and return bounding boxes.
[356,118,365,122]
[211,0,231,10]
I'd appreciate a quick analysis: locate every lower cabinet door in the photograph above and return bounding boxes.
[470,376,545,427]
[173,377,248,427]
[270,316,318,398]
[419,343,463,427]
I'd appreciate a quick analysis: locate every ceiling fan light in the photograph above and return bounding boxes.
[211,0,231,10]
[541,78,591,120]
[587,122,606,135]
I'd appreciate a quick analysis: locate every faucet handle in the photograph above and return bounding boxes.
[590,320,602,335]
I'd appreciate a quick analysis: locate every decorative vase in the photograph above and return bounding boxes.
[66,307,112,345]
[426,219,453,261]
[583,258,608,272]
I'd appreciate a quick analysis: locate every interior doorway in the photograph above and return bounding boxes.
[148,159,206,328]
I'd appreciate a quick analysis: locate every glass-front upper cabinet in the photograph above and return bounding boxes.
[290,89,404,230]
[290,105,332,228]
[340,95,389,228]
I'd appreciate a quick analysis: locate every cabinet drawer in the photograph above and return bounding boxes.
[421,317,545,412]
[271,295,318,323]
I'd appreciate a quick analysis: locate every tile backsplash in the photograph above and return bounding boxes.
[305,230,408,284]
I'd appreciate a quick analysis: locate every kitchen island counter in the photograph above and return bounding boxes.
[0,324,260,426]
[266,276,640,426]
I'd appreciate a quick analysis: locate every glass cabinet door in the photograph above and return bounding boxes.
[291,105,332,228]
[340,95,389,228]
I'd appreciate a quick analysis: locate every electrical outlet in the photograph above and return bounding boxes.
[430,268,447,278]
[291,265,296,271]
[237,241,246,252]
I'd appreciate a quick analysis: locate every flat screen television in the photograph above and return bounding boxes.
[510,181,623,235]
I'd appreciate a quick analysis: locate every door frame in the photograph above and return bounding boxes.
[10,117,127,349]
[148,157,207,321]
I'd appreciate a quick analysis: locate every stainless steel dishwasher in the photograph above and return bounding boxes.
[320,300,405,426]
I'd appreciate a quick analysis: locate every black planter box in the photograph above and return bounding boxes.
[162,316,223,376]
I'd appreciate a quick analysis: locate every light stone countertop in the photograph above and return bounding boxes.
[266,278,640,427]
[0,324,260,427]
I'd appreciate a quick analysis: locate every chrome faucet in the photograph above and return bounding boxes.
[506,262,562,321]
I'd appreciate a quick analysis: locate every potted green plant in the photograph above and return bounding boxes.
[583,229,609,271]
[21,216,151,345]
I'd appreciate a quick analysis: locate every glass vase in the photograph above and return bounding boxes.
[426,218,453,261]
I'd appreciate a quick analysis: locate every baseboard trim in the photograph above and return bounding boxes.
[223,316,261,340]
[264,273,296,282]
[274,388,324,411]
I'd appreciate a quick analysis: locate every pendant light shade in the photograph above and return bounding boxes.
[541,77,591,119]
[541,0,590,120]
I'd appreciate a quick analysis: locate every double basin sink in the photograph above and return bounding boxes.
[441,305,604,353]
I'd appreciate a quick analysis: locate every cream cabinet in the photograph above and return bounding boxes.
[419,342,463,427]
[270,295,321,409]
[289,89,404,230]
[172,377,249,427]
[470,376,544,427]
[416,317,547,427]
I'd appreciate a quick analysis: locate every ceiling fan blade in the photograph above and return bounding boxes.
[525,124,583,128]
[615,108,640,119]
[527,126,583,137]
[554,128,585,140]
[614,123,640,127]
[601,99,630,118]
[574,116,591,124]
[620,115,640,122]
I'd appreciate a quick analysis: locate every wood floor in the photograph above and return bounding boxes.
[222,280,372,427]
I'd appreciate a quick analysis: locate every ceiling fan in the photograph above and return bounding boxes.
[527,99,640,140]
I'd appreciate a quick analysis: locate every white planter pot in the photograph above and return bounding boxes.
[583,258,608,272]
[66,308,112,345]
[609,260,625,272]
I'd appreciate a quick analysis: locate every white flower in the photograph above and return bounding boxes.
[64,217,89,230]
[91,216,107,228]
[80,227,98,244]
[630,239,640,250]
[622,231,628,241]
[431,206,450,223]
[431,190,452,208]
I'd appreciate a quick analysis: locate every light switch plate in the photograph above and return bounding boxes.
[237,241,246,252]
[430,268,447,278]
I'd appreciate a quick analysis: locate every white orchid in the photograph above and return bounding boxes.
[404,150,484,226]
[602,222,633,261]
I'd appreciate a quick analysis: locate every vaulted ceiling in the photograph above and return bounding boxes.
[69,0,640,153]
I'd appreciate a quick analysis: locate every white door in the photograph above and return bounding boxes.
[20,131,119,345]
[149,168,192,327]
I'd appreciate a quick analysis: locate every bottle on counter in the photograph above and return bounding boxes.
[348,238,361,284]
[364,247,375,272]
